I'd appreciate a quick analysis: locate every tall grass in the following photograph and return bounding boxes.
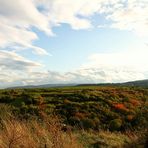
[0,100,82,147]
[0,115,147,148]
[0,114,82,148]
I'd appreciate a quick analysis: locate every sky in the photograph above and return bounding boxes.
[0,0,148,88]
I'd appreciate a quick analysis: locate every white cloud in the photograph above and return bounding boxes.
[83,51,148,72]
[0,0,148,56]
[0,22,49,55]
[0,50,42,85]
[1,47,148,88]
[107,0,148,36]
[0,0,51,55]
[77,47,148,83]
[34,0,148,35]
[0,50,42,70]
[3,66,146,88]
[0,0,52,34]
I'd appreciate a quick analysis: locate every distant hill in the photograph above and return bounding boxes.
[7,79,148,89]
[78,79,148,88]
[122,79,148,87]
[7,83,76,89]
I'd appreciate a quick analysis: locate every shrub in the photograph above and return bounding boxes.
[113,103,129,113]
[130,99,140,106]
[81,118,95,129]
[126,115,134,121]
[109,119,122,131]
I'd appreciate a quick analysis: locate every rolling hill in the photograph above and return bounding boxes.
[6,79,148,89]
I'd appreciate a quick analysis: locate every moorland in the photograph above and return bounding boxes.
[0,85,148,147]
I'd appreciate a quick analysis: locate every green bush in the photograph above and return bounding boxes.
[81,118,95,129]
[109,119,122,131]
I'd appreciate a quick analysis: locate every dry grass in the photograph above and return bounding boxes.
[0,115,82,148]
[0,115,147,148]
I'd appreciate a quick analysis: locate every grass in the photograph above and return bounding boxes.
[0,114,82,148]
[0,112,147,148]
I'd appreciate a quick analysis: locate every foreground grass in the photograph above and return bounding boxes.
[0,115,82,148]
[0,113,147,148]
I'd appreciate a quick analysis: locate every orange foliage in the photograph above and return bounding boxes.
[127,115,134,121]
[130,99,140,106]
[113,103,128,111]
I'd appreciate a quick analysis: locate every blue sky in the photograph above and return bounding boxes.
[33,24,139,72]
[0,0,148,88]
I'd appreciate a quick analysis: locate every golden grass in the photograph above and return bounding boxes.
[0,116,147,148]
[0,115,82,148]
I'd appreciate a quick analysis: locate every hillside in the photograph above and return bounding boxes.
[123,79,148,87]
[78,79,148,88]
[1,86,148,130]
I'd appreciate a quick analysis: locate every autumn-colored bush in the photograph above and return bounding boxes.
[130,99,140,106]
[113,103,128,112]
[126,115,134,121]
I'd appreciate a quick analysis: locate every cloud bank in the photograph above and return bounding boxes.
[1,48,148,88]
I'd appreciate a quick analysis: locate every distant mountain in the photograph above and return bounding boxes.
[7,79,148,89]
